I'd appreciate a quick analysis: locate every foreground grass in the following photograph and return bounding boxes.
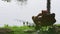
[10,26,34,34]
[0,25,34,34]
[0,24,60,34]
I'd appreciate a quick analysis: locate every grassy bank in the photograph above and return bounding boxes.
[0,24,60,34]
[0,25,34,34]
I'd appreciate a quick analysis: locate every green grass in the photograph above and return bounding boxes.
[10,26,34,34]
[54,24,60,26]
[0,24,60,34]
[0,25,34,34]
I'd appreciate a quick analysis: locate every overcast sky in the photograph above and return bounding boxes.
[0,0,60,26]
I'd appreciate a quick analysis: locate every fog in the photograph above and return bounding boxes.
[0,0,60,26]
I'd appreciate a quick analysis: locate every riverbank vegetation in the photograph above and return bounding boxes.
[0,24,60,34]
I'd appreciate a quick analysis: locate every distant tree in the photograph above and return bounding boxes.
[17,0,27,5]
[2,0,28,5]
[26,21,28,26]
[2,0,11,2]
[23,22,25,26]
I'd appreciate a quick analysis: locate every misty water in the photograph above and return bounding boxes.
[0,0,60,26]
